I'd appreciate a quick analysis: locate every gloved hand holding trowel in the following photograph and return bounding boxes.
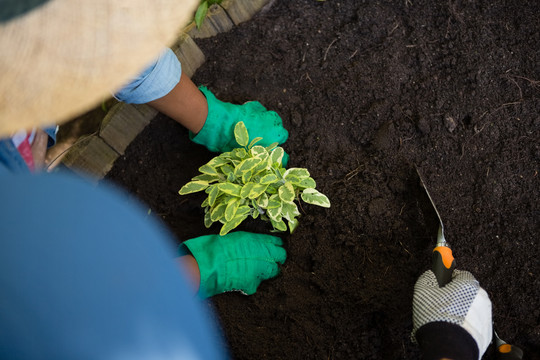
[412,169,523,360]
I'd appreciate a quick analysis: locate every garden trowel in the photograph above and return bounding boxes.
[415,168,455,287]
[416,168,524,359]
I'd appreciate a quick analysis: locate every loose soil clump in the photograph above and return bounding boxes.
[106,0,539,358]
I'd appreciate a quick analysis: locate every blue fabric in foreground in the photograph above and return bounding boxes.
[0,172,227,360]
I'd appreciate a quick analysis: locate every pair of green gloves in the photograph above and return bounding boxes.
[182,87,289,298]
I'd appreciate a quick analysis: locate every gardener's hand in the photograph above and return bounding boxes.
[412,270,492,360]
[190,86,289,153]
[179,231,286,298]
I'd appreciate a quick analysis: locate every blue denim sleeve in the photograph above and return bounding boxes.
[43,125,58,147]
[0,173,227,360]
[114,48,182,104]
[0,138,30,174]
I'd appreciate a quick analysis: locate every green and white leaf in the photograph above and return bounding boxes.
[236,205,251,217]
[301,188,331,208]
[281,202,300,221]
[265,142,279,152]
[217,183,242,197]
[198,164,219,176]
[288,217,299,233]
[284,168,310,180]
[248,137,263,149]
[220,214,249,236]
[210,202,226,222]
[232,148,248,160]
[270,147,284,166]
[207,157,229,168]
[297,177,316,189]
[255,192,269,208]
[234,121,249,147]
[204,211,213,228]
[220,164,234,176]
[267,194,281,209]
[179,180,209,195]
[250,145,267,157]
[192,173,221,183]
[207,185,220,206]
[241,170,253,183]
[278,182,295,203]
[240,182,255,198]
[267,206,282,222]
[260,174,278,185]
[248,183,268,199]
[225,198,240,221]
[270,218,287,232]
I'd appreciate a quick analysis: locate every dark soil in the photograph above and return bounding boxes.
[105,0,539,358]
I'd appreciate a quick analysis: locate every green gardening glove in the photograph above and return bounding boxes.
[190,86,289,153]
[179,231,286,298]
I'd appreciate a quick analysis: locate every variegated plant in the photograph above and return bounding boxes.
[179,121,330,236]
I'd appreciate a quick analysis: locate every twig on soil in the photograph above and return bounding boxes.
[300,72,314,84]
[323,38,338,61]
[503,74,524,100]
[399,241,412,256]
[344,165,364,182]
[349,50,358,60]
[405,0,412,7]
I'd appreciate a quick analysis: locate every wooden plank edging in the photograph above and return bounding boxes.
[62,0,272,179]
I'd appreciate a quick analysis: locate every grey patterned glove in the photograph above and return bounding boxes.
[412,270,493,359]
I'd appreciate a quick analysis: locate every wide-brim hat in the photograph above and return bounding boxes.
[0,0,197,137]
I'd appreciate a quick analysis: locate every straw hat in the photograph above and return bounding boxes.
[0,0,198,137]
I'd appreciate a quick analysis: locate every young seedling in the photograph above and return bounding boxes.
[179,122,330,236]
[194,0,222,29]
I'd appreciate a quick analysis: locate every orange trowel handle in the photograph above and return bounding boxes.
[432,246,455,287]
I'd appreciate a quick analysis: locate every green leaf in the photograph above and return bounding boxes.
[234,121,249,147]
[301,188,331,208]
[201,198,209,207]
[207,185,219,207]
[220,164,234,175]
[267,194,281,209]
[207,156,229,168]
[248,183,268,199]
[232,148,248,160]
[240,182,255,198]
[195,1,208,29]
[284,168,310,180]
[192,173,221,183]
[267,206,282,222]
[242,169,253,183]
[199,164,219,176]
[237,158,261,174]
[220,214,249,236]
[265,142,279,152]
[248,137,263,149]
[179,180,209,195]
[217,183,242,197]
[297,177,316,189]
[288,218,299,233]
[270,147,284,166]
[204,210,213,228]
[282,202,300,221]
[260,174,278,185]
[210,202,226,222]
[278,182,295,203]
[283,174,300,185]
[250,145,267,157]
[236,205,251,217]
[270,218,287,232]
[256,193,269,208]
[225,198,240,221]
